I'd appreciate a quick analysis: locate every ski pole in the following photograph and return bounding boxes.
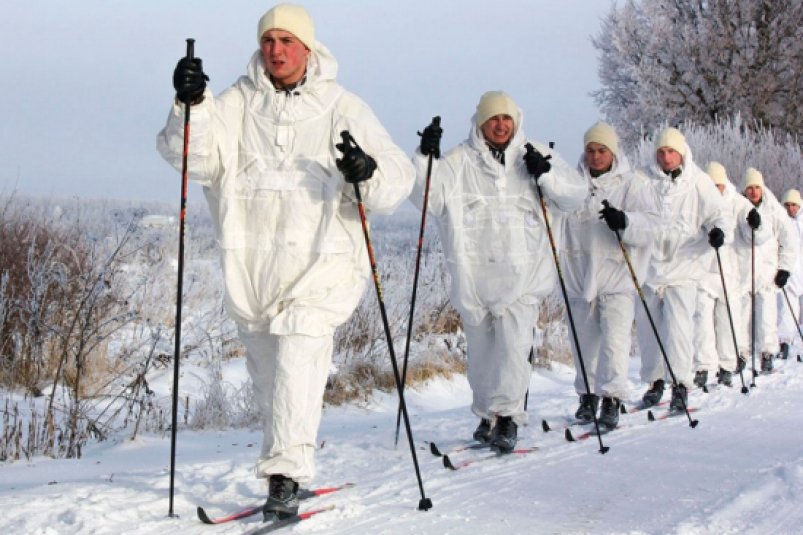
[750,228,757,387]
[168,37,194,518]
[781,286,803,343]
[395,117,440,447]
[602,200,698,428]
[340,131,432,511]
[714,248,749,394]
[527,143,609,454]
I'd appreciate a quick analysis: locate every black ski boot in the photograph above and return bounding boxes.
[598,397,620,430]
[642,379,665,408]
[779,342,789,360]
[693,370,708,388]
[574,394,599,424]
[473,418,492,443]
[761,352,774,373]
[490,416,517,454]
[669,384,688,413]
[263,474,299,520]
[718,368,733,387]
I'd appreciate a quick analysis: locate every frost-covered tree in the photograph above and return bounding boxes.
[593,0,803,146]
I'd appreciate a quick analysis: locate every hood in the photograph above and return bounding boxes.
[466,106,527,165]
[576,151,633,179]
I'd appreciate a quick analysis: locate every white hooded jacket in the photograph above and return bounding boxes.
[559,153,660,302]
[411,113,587,325]
[157,44,414,336]
[644,145,731,288]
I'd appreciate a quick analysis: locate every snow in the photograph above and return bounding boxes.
[2,346,803,534]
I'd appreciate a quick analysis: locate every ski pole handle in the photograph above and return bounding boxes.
[186,38,195,59]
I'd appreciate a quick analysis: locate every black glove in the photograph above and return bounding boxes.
[775,269,790,288]
[523,143,552,183]
[747,208,761,230]
[336,131,377,184]
[173,56,209,105]
[708,227,725,248]
[418,116,442,159]
[599,201,627,231]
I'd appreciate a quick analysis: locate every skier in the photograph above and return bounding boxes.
[691,162,752,388]
[737,169,798,372]
[558,122,659,429]
[157,3,414,519]
[777,189,802,359]
[411,91,586,452]
[636,127,730,412]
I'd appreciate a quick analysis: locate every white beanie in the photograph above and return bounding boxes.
[741,167,765,191]
[782,188,802,206]
[654,127,687,157]
[257,3,315,49]
[583,121,619,156]
[475,91,519,132]
[705,161,728,186]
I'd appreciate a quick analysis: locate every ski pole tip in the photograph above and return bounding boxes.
[418,498,433,511]
[689,419,699,428]
[741,386,749,394]
[599,446,610,455]
[541,419,550,432]
[564,429,575,442]
[647,410,655,422]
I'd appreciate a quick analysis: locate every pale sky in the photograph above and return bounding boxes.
[0,0,613,204]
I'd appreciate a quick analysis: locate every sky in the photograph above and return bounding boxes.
[0,1,613,205]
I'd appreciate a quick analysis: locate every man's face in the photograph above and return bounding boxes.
[584,142,614,173]
[745,185,763,204]
[260,29,310,87]
[656,147,683,172]
[785,202,800,218]
[716,184,726,194]
[481,115,514,147]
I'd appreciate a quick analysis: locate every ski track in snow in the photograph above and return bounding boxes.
[2,344,803,534]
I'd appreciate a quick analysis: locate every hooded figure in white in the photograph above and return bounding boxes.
[691,162,753,387]
[410,91,586,450]
[777,189,803,355]
[558,122,659,427]
[636,128,730,410]
[736,170,799,371]
[157,3,414,490]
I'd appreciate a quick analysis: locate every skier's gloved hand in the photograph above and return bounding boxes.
[418,116,442,159]
[747,208,761,230]
[523,143,552,183]
[173,56,209,105]
[336,130,377,184]
[599,201,627,231]
[775,269,790,288]
[708,227,725,248]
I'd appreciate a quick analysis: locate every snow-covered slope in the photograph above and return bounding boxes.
[2,344,803,535]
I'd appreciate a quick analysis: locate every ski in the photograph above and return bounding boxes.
[442,446,539,471]
[540,417,593,433]
[245,504,336,535]
[647,407,699,422]
[428,440,489,458]
[624,399,669,415]
[197,483,354,525]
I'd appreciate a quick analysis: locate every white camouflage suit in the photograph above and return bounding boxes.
[410,111,586,426]
[736,187,798,356]
[637,145,730,389]
[693,176,753,375]
[559,154,659,400]
[157,43,414,484]
[777,204,803,347]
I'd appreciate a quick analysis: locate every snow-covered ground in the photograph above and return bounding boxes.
[2,342,803,535]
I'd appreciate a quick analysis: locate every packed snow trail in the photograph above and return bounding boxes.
[1,346,803,534]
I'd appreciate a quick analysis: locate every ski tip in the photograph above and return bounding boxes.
[541,419,551,432]
[702,385,709,394]
[429,442,443,457]
[599,446,610,455]
[619,403,627,414]
[196,506,213,525]
[647,410,655,422]
[418,497,433,511]
[442,455,456,470]
[564,428,575,442]
[690,419,699,428]
[797,355,801,362]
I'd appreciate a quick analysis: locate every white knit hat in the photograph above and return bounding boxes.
[741,167,765,191]
[782,188,802,206]
[257,3,315,49]
[475,91,519,132]
[705,161,728,186]
[654,127,687,157]
[584,122,619,156]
